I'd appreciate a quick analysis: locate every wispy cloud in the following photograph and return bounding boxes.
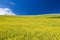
[0,0,16,15]
[0,8,16,15]
[9,2,16,5]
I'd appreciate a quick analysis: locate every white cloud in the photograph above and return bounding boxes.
[9,2,16,5]
[0,8,16,15]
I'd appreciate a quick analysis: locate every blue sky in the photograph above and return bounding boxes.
[0,0,60,15]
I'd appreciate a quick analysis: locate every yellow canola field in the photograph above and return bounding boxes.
[0,14,60,40]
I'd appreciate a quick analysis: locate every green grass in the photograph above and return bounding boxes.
[0,14,60,40]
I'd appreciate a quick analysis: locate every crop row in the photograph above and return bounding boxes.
[0,30,60,40]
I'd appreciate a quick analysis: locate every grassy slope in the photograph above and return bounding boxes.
[0,14,60,40]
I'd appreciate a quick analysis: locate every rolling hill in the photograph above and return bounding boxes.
[0,14,60,40]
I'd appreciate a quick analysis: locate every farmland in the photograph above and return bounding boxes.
[0,14,60,40]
